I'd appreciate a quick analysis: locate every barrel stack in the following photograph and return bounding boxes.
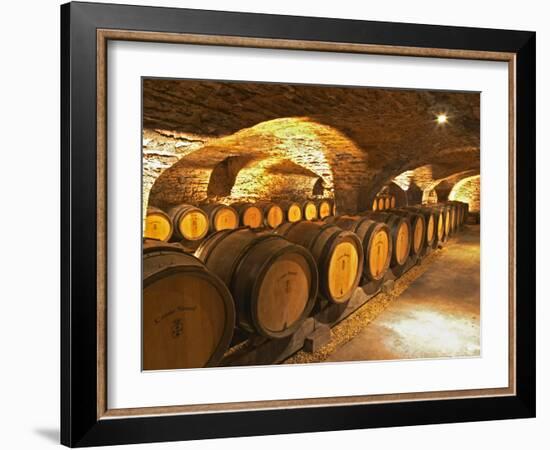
[402,206,439,250]
[360,211,412,277]
[388,209,426,259]
[142,196,471,369]
[276,221,363,305]
[325,215,392,286]
[196,228,318,339]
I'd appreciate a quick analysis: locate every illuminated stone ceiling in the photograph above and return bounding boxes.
[143,79,480,213]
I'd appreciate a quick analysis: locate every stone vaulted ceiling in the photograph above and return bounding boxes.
[143,78,480,214]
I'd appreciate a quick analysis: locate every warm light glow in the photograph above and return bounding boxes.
[436,114,448,124]
[449,174,480,212]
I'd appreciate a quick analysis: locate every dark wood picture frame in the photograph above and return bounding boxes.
[61,1,536,447]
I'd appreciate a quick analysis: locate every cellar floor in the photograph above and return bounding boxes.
[325,225,480,362]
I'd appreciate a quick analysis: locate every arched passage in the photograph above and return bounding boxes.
[449,175,480,212]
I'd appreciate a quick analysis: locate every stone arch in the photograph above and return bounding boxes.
[406,183,424,205]
[432,169,479,202]
[207,155,257,197]
[372,182,407,209]
[147,117,369,211]
[228,157,326,203]
[422,189,438,204]
[143,79,481,216]
[357,150,480,213]
[449,175,480,212]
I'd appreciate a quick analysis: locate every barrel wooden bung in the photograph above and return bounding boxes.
[144,207,173,242]
[304,201,318,221]
[142,244,235,370]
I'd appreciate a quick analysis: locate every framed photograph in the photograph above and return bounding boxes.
[61,1,535,447]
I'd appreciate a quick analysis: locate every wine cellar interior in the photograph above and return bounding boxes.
[142,79,481,370]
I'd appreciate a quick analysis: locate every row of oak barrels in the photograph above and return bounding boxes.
[143,201,469,370]
[372,195,396,211]
[144,199,336,244]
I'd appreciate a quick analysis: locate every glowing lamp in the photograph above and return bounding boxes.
[436,114,448,124]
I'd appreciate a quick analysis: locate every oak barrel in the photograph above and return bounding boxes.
[279,200,303,223]
[231,202,264,229]
[168,204,209,242]
[450,201,468,226]
[201,204,239,232]
[389,210,426,256]
[317,199,333,219]
[256,202,285,229]
[433,204,451,238]
[303,200,318,221]
[361,212,412,268]
[327,216,392,282]
[449,201,464,226]
[446,203,458,234]
[144,206,173,242]
[276,221,363,304]
[142,242,235,370]
[195,228,318,338]
[402,206,437,247]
